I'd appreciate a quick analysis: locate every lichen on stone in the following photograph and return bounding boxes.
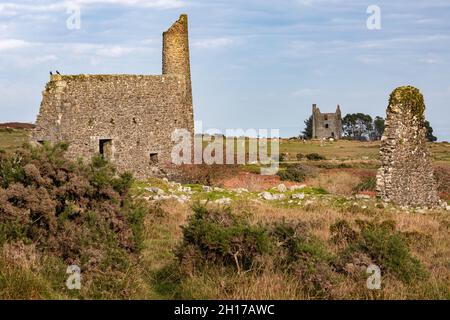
[388,86,425,120]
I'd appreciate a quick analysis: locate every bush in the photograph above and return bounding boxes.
[357,221,428,283]
[306,153,326,161]
[177,208,337,297]
[277,164,318,182]
[353,176,377,193]
[296,153,304,161]
[279,153,289,162]
[270,220,335,297]
[329,220,357,246]
[177,204,271,273]
[331,220,428,284]
[0,142,148,298]
[434,165,450,200]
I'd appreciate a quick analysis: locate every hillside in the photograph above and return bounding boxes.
[0,123,35,130]
[0,130,449,299]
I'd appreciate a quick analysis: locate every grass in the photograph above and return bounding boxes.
[0,128,29,153]
[1,174,448,300]
[279,139,381,161]
[132,194,450,299]
[1,129,449,166]
[0,129,449,300]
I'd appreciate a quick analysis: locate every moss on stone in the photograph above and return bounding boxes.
[388,86,425,120]
[58,74,156,80]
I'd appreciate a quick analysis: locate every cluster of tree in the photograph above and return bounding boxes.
[342,113,382,141]
[302,113,437,142]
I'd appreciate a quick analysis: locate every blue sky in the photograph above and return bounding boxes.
[0,0,449,139]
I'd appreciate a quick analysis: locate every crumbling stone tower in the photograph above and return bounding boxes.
[33,14,194,179]
[376,86,440,208]
[312,104,342,139]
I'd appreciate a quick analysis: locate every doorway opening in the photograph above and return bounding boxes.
[99,139,113,161]
[150,152,159,164]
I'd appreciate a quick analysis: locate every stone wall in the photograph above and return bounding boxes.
[162,14,193,127]
[376,86,440,208]
[312,104,342,139]
[34,74,191,178]
[33,15,194,179]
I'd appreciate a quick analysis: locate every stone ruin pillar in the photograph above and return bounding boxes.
[376,86,440,208]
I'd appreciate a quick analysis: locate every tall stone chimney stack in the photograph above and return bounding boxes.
[162,14,194,151]
[162,14,192,101]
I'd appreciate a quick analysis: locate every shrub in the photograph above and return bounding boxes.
[270,220,335,297]
[0,143,148,298]
[279,153,289,162]
[434,165,450,200]
[332,220,428,284]
[177,210,338,297]
[277,164,318,182]
[353,176,376,193]
[176,204,271,273]
[315,162,351,169]
[296,153,304,161]
[270,221,332,264]
[357,221,428,283]
[306,153,326,161]
[329,220,357,246]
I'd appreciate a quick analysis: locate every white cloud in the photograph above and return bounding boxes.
[418,56,444,65]
[295,0,346,7]
[296,0,314,6]
[36,54,58,62]
[192,37,237,50]
[292,88,319,97]
[356,55,384,64]
[14,54,58,68]
[96,45,135,57]
[61,42,139,57]
[358,35,450,49]
[0,2,66,16]
[73,0,185,8]
[416,18,440,25]
[0,0,185,15]
[0,39,31,51]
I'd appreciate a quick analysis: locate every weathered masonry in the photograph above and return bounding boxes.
[376,86,440,208]
[312,104,342,139]
[33,15,194,178]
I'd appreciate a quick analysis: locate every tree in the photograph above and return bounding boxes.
[342,113,373,141]
[373,116,385,140]
[302,115,313,139]
[424,121,437,142]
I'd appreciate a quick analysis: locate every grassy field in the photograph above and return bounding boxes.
[0,128,30,153]
[1,129,449,164]
[279,139,380,160]
[0,129,449,300]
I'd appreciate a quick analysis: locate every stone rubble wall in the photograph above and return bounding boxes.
[34,74,192,179]
[33,15,195,179]
[376,86,440,208]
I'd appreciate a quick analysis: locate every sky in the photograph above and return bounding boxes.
[0,0,449,140]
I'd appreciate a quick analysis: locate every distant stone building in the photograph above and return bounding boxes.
[312,104,342,139]
[376,86,440,208]
[33,15,194,179]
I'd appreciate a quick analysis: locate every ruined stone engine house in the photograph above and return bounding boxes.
[33,15,194,178]
[312,104,342,140]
